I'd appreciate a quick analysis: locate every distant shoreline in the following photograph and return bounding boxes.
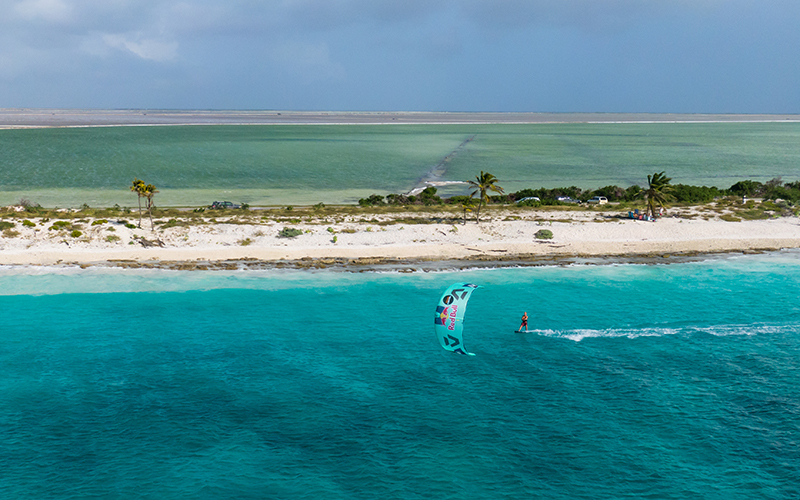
[2,109,800,129]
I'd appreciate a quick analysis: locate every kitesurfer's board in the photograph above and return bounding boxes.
[514,330,536,333]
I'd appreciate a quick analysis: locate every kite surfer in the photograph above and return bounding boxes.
[519,312,528,332]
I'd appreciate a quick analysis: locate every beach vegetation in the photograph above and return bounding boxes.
[107,227,116,232]
[3,228,20,238]
[238,237,253,246]
[535,229,554,240]
[70,230,82,238]
[125,223,137,229]
[359,194,386,207]
[339,228,357,233]
[49,220,71,231]
[105,235,121,242]
[327,227,336,233]
[278,227,303,238]
[468,171,504,223]
[332,235,338,244]
[641,171,673,217]
[420,187,443,206]
[0,221,15,230]
[131,178,146,228]
[241,203,250,210]
[91,219,108,226]
[22,219,36,227]
[143,183,158,230]
[314,202,325,211]
[286,206,293,211]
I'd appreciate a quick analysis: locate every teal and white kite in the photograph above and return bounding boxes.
[434,283,479,355]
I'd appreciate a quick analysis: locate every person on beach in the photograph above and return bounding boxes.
[519,312,528,332]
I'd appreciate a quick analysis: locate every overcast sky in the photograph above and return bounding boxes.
[1,0,798,112]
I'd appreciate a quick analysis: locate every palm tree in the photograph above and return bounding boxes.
[467,171,504,223]
[143,183,159,230]
[642,171,672,217]
[130,178,146,228]
[461,198,475,225]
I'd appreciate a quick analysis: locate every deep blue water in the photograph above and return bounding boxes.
[1,254,799,499]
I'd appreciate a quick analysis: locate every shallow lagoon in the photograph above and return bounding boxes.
[2,122,800,206]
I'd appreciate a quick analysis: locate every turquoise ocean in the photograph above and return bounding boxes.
[2,253,799,499]
[2,122,800,206]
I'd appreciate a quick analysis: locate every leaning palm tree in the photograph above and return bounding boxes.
[143,183,159,230]
[467,171,504,223]
[130,178,146,228]
[642,171,672,217]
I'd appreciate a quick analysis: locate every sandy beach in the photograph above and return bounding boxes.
[1,205,798,269]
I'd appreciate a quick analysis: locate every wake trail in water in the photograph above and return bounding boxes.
[529,323,797,342]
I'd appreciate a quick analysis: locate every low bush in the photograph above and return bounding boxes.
[534,229,554,240]
[278,227,303,238]
[359,194,385,207]
[70,230,83,238]
[22,220,36,227]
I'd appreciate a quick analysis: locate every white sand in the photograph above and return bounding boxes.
[1,207,799,267]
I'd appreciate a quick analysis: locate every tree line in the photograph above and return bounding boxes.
[360,176,800,208]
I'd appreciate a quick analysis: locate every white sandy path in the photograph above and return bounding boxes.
[1,212,799,265]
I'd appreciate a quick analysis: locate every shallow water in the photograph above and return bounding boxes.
[1,253,799,499]
[2,122,800,206]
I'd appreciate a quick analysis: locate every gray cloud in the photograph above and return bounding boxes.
[0,0,797,111]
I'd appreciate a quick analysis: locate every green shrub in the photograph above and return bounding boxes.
[0,221,14,230]
[70,230,83,238]
[358,194,385,207]
[241,203,250,210]
[106,235,121,242]
[534,229,554,240]
[91,219,108,226]
[278,227,303,238]
[125,223,137,229]
[49,220,71,231]
[22,219,36,227]
[314,202,326,211]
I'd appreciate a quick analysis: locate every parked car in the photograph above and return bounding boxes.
[516,196,541,204]
[210,201,241,209]
[586,196,608,205]
[557,196,579,204]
